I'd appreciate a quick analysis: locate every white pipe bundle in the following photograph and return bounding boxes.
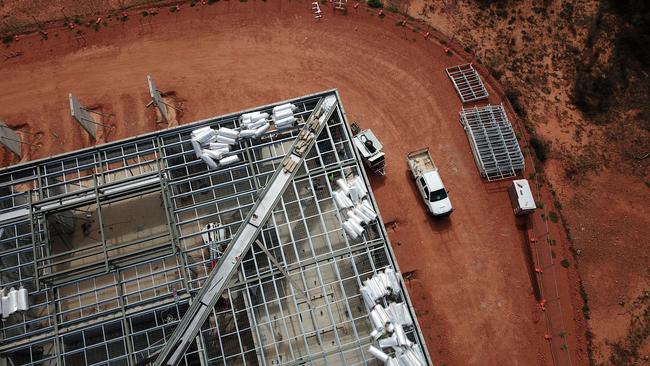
[254,123,270,137]
[16,288,28,311]
[216,135,237,145]
[209,142,230,151]
[239,129,257,138]
[275,116,296,128]
[386,302,413,327]
[273,103,297,113]
[192,128,217,145]
[1,287,29,319]
[360,269,402,308]
[191,139,203,158]
[216,127,239,139]
[246,120,267,130]
[333,191,353,210]
[274,108,294,120]
[342,221,359,240]
[368,346,390,363]
[219,155,240,166]
[201,154,218,169]
[336,178,350,195]
[203,149,225,160]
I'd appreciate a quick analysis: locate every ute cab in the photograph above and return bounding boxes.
[407,148,453,216]
[415,171,452,216]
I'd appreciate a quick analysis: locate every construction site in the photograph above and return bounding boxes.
[5,0,645,365]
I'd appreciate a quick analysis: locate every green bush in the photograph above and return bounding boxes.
[560,259,570,268]
[367,0,384,8]
[2,35,13,44]
[530,136,550,162]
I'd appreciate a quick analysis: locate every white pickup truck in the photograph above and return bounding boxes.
[407,148,453,216]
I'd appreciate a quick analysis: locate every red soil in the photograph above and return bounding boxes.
[0,1,582,364]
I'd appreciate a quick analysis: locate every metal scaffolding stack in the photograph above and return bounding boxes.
[459,104,524,181]
[0,90,431,366]
[446,63,489,103]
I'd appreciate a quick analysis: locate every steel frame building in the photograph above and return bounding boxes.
[0,90,431,366]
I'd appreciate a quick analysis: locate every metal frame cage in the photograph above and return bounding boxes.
[0,90,431,366]
[446,63,489,103]
[459,104,525,181]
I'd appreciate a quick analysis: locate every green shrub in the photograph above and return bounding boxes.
[2,35,13,44]
[530,136,549,162]
[560,259,570,268]
[367,0,384,8]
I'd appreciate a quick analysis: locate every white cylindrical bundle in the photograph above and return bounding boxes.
[359,204,377,222]
[348,219,364,236]
[251,112,269,121]
[368,307,384,331]
[402,349,423,366]
[219,155,240,166]
[203,149,224,160]
[1,294,10,319]
[385,322,395,334]
[246,120,267,130]
[7,288,18,314]
[355,176,368,197]
[276,123,296,131]
[347,212,363,227]
[241,111,262,120]
[191,126,211,138]
[275,116,296,127]
[16,288,28,311]
[254,123,270,137]
[216,127,239,139]
[360,286,375,309]
[349,186,359,204]
[209,142,230,151]
[394,324,408,346]
[342,221,359,240]
[216,135,237,145]
[353,207,371,224]
[385,269,401,296]
[273,108,294,120]
[273,103,296,113]
[201,155,218,169]
[340,193,353,208]
[386,358,399,366]
[371,329,381,340]
[239,129,257,138]
[369,278,385,299]
[373,304,390,326]
[191,139,203,158]
[193,128,217,145]
[379,334,398,349]
[333,192,347,211]
[336,178,350,195]
[368,346,390,363]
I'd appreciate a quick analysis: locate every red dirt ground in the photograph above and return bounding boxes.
[0,2,582,364]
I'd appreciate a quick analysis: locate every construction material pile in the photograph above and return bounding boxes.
[1,287,29,319]
[361,270,427,366]
[271,103,298,131]
[190,126,241,170]
[333,175,378,240]
[191,103,300,169]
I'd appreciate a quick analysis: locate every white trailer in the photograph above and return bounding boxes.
[508,179,536,215]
